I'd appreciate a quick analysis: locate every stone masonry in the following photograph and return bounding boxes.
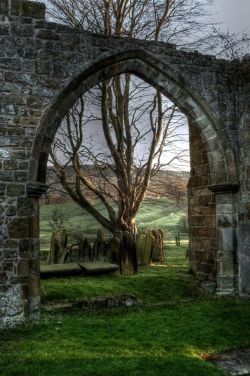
[0,0,249,327]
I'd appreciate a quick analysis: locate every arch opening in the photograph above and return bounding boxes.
[31,50,237,187]
[25,50,239,318]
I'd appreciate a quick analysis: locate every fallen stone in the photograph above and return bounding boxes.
[207,348,250,375]
[42,294,142,312]
[43,302,73,312]
[79,262,119,274]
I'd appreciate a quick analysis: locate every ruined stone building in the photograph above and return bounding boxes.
[0,0,250,327]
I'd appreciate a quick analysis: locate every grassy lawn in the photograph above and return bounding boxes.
[41,242,196,305]
[1,244,250,375]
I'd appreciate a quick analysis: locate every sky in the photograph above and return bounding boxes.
[39,0,250,34]
[41,0,249,172]
[214,0,250,34]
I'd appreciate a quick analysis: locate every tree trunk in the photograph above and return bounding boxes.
[119,231,138,275]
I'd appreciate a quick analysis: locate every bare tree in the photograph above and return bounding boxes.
[210,29,250,60]
[51,79,188,226]
[47,0,214,45]
[48,0,213,274]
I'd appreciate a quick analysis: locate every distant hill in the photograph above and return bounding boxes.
[41,165,189,205]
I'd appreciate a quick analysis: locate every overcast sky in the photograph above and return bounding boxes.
[214,0,249,33]
[43,0,249,172]
[40,0,250,34]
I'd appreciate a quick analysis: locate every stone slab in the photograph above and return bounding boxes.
[40,263,82,278]
[79,262,119,274]
[208,348,250,375]
[40,262,119,278]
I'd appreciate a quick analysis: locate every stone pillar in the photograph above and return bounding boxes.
[188,122,217,287]
[237,59,250,296]
[0,182,47,328]
[238,221,250,296]
[209,184,239,295]
[25,183,48,319]
[0,0,47,328]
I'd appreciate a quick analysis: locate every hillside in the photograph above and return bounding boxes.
[42,165,189,204]
[40,197,188,252]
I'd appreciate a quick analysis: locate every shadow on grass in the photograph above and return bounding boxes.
[0,354,225,376]
[1,299,250,375]
[41,266,200,304]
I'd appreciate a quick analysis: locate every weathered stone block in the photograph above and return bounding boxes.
[14,171,28,183]
[17,259,29,276]
[30,217,39,238]
[0,272,7,283]
[0,58,22,71]
[28,276,40,297]
[11,23,34,37]
[8,218,30,239]
[11,0,46,19]
[35,61,53,75]
[6,184,25,196]
[0,0,8,15]
[18,161,29,170]
[6,206,16,216]
[0,25,9,35]
[3,249,18,258]
[0,184,6,196]
[17,197,38,216]
[19,238,39,258]
[36,29,60,40]
[0,171,14,181]
[3,160,18,170]
[3,239,19,249]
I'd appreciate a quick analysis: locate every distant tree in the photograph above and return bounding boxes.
[49,205,68,235]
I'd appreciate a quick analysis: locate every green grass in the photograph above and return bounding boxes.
[1,245,250,376]
[40,198,188,252]
[41,243,196,305]
[1,300,250,376]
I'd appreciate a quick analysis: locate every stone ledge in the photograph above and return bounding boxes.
[26,182,48,198]
[208,183,239,193]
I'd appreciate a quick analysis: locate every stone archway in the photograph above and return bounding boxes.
[28,52,239,299]
[31,50,238,186]
[0,1,243,328]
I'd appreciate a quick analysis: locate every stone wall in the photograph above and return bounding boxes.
[237,57,250,295]
[0,0,246,327]
[188,123,217,287]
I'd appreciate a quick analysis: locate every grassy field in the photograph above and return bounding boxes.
[40,198,188,252]
[41,242,193,304]
[1,244,250,376]
[1,200,249,375]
